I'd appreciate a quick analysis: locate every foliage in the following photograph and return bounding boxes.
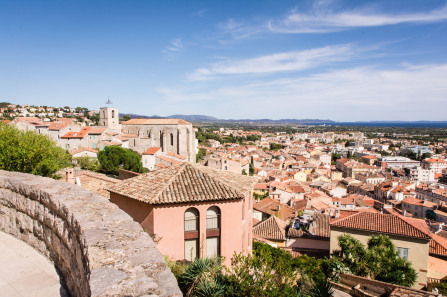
[0,124,72,178]
[177,258,226,297]
[225,251,299,297]
[426,209,436,220]
[427,282,447,295]
[309,278,334,297]
[270,143,282,150]
[75,156,100,171]
[164,256,188,279]
[333,234,417,287]
[196,148,207,163]
[97,146,145,175]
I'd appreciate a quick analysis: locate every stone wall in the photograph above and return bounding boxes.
[0,170,181,297]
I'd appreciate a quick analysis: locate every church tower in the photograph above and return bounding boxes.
[99,99,121,131]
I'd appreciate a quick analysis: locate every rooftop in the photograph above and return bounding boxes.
[106,163,256,205]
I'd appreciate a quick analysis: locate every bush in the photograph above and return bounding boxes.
[75,156,100,171]
[0,124,71,178]
[97,146,145,175]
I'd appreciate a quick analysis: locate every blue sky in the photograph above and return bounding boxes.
[1,0,447,121]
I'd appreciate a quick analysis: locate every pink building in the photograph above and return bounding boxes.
[106,163,256,266]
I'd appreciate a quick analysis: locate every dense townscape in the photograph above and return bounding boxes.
[1,102,447,296]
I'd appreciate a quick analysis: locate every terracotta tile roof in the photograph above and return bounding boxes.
[122,118,191,125]
[69,147,98,155]
[106,163,257,205]
[61,127,91,139]
[156,155,182,165]
[254,183,269,190]
[253,197,296,221]
[77,171,120,198]
[142,147,161,155]
[430,233,447,257]
[88,127,107,134]
[47,122,69,130]
[253,216,287,241]
[166,151,187,160]
[330,212,431,240]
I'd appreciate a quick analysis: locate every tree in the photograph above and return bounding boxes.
[196,148,206,163]
[426,209,436,221]
[333,234,417,287]
[0,124,72,178]
[122,115,131,122]
[270,143,282,151]
[75,156,100,172]
[97,146,145,175]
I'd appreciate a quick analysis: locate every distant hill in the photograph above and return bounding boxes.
[119,113,335,124]
[167,114,220,122]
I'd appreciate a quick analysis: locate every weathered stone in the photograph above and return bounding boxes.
[0,170,181,297]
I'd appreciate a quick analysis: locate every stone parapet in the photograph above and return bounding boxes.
[0,170,181,297]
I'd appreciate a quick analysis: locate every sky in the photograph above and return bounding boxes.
[1,0,447,121]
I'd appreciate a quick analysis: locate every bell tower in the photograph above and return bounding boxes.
[99,99,121,131]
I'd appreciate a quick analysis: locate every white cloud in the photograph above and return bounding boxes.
[162,38,184,60]
[268,2,447,33]
[164,38,183,53]
[187,44,359,81]
[160,63,447,120]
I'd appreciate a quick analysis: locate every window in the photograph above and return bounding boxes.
[185,208,199,232]
[206,207,220,229]
[397,247,408,260]
[171,133,174,146]
[206,207,221,258]
[112,110,115,118]
[184,208,199,261]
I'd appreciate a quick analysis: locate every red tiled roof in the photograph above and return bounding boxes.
[156,155,182,165]
[254,183,269,190]
[330,212,431,240]
[430,233,447,257]
[106,163,256,205]
[142,147,161,155]
[61,127,91,139]
[253,216,287,241]
[253,197,296,221]
[69,147,98,155]
[88,127,107,135]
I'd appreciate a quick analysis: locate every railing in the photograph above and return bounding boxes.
[207,215,220,229]
[185,217,198,232]
[427,277,447,284]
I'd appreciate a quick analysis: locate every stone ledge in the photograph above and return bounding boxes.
[0,170,181,297]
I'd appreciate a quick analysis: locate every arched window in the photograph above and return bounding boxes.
[170,133,174,146]
[184,208,199,261]
[103,110,105,118]
[206,206,221,258]
[147,130,151,138]
[112,110,115,118]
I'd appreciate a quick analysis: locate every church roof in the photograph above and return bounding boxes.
[106,163,257,205]
[122,118,191,125]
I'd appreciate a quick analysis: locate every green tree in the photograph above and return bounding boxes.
[196,148,206,163]
[97,146,144,175]
[426,209,436,220]
[0,124,72,178]
[75,156,100,172]
[270,143,282,150]
[333,234,417,287]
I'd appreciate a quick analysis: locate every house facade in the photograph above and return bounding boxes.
[106,163,256,266]
[330,212,431,289]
